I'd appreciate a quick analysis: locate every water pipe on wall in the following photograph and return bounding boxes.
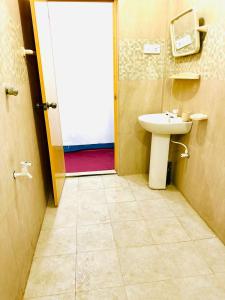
[171,140,190,158]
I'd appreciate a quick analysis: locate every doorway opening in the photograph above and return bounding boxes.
[48,1,117,175]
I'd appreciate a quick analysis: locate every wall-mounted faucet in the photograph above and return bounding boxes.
[13,161,32,179]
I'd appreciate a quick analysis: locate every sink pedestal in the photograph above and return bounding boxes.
[149,133,170,189]
[138,113,192,189]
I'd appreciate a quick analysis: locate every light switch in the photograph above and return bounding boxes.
[143,44,161,54]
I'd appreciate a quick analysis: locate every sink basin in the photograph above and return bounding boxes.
[138,113,192,190]
[138,113,192,135]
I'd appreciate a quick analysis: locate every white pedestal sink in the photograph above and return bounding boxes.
[138,113,192,190]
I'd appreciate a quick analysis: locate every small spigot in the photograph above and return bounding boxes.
[13,161,32,179]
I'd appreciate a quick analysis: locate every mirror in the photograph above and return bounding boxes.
[170,8,200,57]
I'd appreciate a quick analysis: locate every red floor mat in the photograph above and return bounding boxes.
[64,149,114,173]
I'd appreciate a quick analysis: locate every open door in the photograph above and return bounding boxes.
[30,0,65,206]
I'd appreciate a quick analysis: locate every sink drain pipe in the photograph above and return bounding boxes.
[171,140,190,158]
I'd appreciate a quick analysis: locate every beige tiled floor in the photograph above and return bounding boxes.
[24,174,225,300]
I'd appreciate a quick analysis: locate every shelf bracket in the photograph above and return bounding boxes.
[197,25,208,33]
[21,47,36,57]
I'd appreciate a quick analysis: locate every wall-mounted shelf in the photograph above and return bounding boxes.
[190,113,208,121]
[169,72,200,80]
[21,47,36,57]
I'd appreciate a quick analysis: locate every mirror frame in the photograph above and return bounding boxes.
[170,8,200,57]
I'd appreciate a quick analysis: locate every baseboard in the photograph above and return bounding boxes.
[66,170,117,177]
[64,143,114,153]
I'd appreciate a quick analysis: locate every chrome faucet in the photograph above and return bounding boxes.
[164,108,179,118]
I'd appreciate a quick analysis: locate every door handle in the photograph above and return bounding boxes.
[36,102,57,110]
[47,102,57,109]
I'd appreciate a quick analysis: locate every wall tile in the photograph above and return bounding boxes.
[164,0,225,244]
[166,22,225,80]
[0,219,20,299]
[0,0,49,299]
[118,0,168,176]
[119,39,165,80]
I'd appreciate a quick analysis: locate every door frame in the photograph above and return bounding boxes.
[30,0,119,173]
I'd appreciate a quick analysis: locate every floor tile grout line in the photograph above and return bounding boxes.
[70,241,221,257]
[24,289,76,300]
[77,221,112,228]
[214,274,225,294]
[77,247,117,254]
[214,271,225,274]
[75,202,78,300]
[75,271,221,294]
[73,272,225,298]
[176,214,198,241]
[30,271,225,299]
[109,219,129,300]
[142,218,158,245]
[45,210,216,244]
[105,188,137,203]
[37,225,77,232]
[122,272,225,288]
[176,214,216,239]
[158,239,215,277]
[34,252,77,259]
[190,236,217,241]
[134,196,177,214]
[26,176,225,299]
[191,238,218,274]
[108,180,181,299]
[41,226,77,231]
[75,285,128,297]
[124,273,209,285]
[74,237,224,253]
[77,220,118,226]
[129,186,141,203]
[31,252,77,260]
[104,199,128,299]
[76,185,125,293]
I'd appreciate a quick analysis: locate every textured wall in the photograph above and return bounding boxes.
[163,0,225,244]
[0,0,50,298]
[118,0,168,175]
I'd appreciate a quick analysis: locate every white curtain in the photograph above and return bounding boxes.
[48,2,114,146]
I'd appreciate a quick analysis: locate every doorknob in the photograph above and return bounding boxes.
[47,102,57,109]
[36,102,57,110]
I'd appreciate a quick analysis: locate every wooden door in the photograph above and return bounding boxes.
[30,0,65,206]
